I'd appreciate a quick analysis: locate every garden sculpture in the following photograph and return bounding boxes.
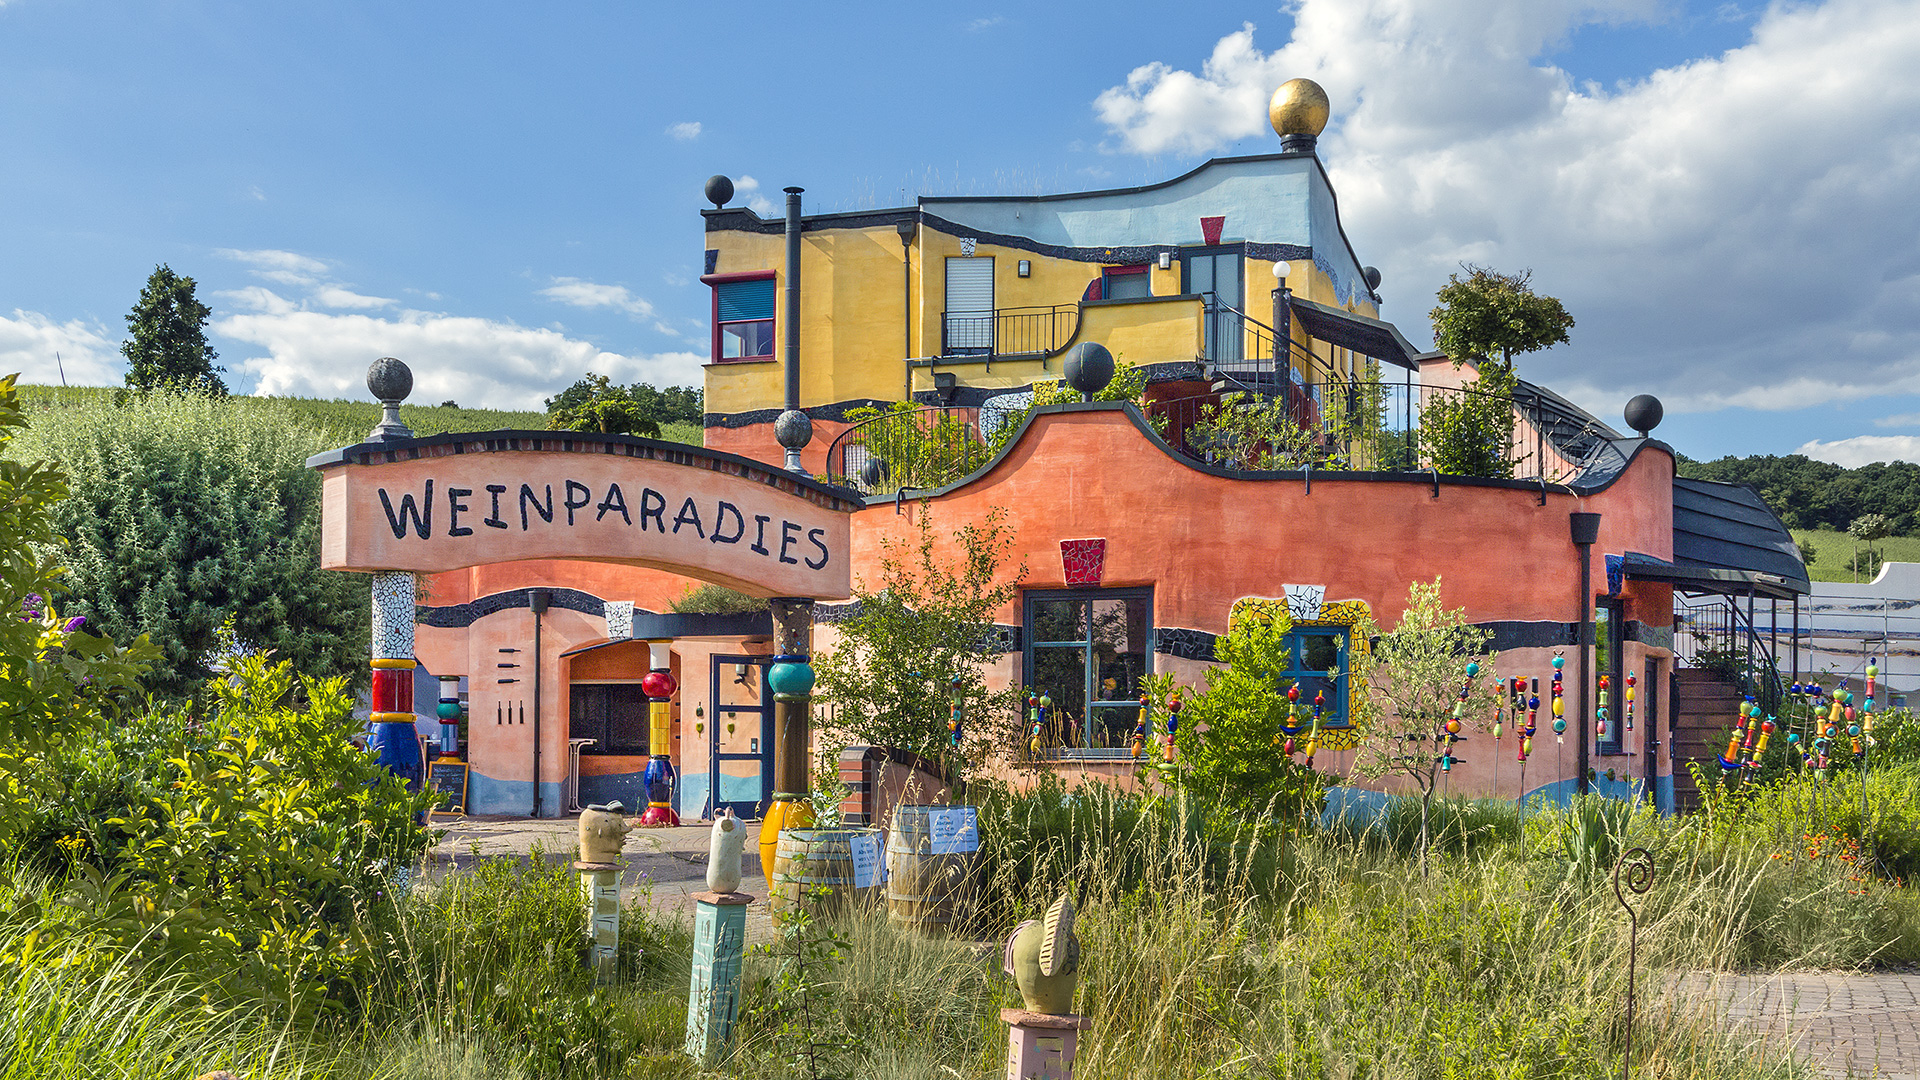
[579,801,634,864]
[1005,892,1080,1015]
[1596,673,1609,741]
[1551,653,1566,742]
[1163,691,1181,767]
[707,808,746,894]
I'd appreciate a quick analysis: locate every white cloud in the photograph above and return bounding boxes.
[539,277,657,318]
[216,304,704,410]
[736,174,775,217]
[1092,0,1920,418]
[214,286,298,315]
[1876,413,1920,429]
[667,121,702,141]
[967,15,1005,31]
[1796,435,1920,468]
[0,310,121,386]
[217,248,328,278]
[312,286,396,310]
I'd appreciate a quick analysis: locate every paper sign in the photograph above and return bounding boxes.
[851,830,883,888]
[928,807,979,855]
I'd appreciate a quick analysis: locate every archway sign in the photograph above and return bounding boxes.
[313,358,856,831]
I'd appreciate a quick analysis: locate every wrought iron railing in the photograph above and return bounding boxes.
[824,406,990,496]
[1675,592,1785,712]
[940,305,1079,357]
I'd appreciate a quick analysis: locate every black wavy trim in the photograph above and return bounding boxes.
[419,588,605,628]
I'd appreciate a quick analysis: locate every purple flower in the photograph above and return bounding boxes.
[62,616,85,632]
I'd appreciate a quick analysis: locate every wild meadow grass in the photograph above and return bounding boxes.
[2,779,1913,1079]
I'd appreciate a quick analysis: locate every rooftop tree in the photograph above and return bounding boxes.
[1422,267,1573,478]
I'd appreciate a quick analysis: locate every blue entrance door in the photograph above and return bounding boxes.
[708,654,774,820]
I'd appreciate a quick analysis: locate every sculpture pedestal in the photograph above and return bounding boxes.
[684,890,754,1063]
[573,861,621,985]
[1000,1008,1090,1080]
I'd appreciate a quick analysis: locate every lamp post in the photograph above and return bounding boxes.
[1571,512,1603,795]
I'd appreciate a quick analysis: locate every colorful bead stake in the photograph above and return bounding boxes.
[1596,674,1610,741]
[1624,671,1636,733]
[1551,653,1567,744]
[1163,692,1182,765]
[1131,693,1148,759]
[948,675,965,747]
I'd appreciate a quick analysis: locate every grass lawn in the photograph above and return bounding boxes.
[1790,528,1920,583]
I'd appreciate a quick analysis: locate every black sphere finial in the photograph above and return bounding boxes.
[366,357,414,442]
[1624,394,1664,437]
[1363,266,1383,291]
[1063,343,1115,402]
[704,175,734,209]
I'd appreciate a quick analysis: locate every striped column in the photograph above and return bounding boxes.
[370,570,424,792]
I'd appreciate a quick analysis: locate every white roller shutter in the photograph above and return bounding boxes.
[944,257,995,352]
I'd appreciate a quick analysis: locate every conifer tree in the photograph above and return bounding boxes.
[122,264,227,394]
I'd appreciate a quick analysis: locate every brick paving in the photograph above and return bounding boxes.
[1680,971,1920,1079]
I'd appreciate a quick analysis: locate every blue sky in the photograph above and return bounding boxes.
[3,0,1918,466]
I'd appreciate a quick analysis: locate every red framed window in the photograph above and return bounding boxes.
[704,272,776,363]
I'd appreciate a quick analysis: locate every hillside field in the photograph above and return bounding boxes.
[14,384,702,446]
[1791,528,1920,584]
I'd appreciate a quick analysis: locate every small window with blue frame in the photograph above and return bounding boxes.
[1279,626,1348,729]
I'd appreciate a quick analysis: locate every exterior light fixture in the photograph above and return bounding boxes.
[1018,260,1031,277]
[1273,260,1292,282]
[1157,251,1172,270]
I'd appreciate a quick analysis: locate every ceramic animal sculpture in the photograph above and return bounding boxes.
[707,808,746,893]
[579,801,634,864]
[1003,893,1080,1015]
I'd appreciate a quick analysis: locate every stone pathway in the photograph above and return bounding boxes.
[1680,971,1920,1079]
[426,815,780,940]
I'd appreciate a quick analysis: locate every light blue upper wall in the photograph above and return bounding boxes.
[923,156,1316,251]
[1307,170,1373,312]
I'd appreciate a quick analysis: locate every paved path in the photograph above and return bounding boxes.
[1680,971,1920,1079]
[427,815,780,940]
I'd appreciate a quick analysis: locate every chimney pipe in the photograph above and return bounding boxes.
[783,187,803,414]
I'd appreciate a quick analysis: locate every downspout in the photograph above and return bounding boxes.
[782,187,804,471]
[1571,513,1602,795]
[898,219,916,401]
[529,589,549,817]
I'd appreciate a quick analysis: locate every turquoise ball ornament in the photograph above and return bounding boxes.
[1552,655,1565,670]
[767,661,816,698]
[1553,717,1567,734]
[1465,661,1480,678]
[436,701,462,721]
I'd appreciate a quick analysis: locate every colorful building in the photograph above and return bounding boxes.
[323,81,1807,820]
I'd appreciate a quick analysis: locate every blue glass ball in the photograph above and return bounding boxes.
[767,661,816,697]
[1552,656,1565,670]
[1465,661,1480,678]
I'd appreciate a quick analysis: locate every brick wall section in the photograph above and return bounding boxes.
[836,746,963,826]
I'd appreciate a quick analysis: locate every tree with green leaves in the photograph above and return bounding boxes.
[1422,266,1573,479]
[122,264,227,394]
[1351,577,1500,874]
[1849,512,1892,582]
[546,374,702,436]
[814,504,1026,777]
[1166,612,1329,820]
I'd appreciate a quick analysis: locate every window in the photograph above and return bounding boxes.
[944,256,995,354]
[1024,588,1152,755]
[570,683,651,754]
[711,276,775,362]
[1276,628,1349,728]
[1101,264,1150,300]
[1597,600,1624,753]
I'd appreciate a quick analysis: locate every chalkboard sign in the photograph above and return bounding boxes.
[427,760,469,816]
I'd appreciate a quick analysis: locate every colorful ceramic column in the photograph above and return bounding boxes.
[435,674,461,759]
[370,570,424,792]
[759,598,816,883]
[639,641,681,827]
[1550,654,1567,745]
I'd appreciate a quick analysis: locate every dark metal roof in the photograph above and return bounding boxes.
[1287,297,1421,369]
[1667,477,1810,597]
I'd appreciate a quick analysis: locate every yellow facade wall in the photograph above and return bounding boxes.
[703,216,1384,418]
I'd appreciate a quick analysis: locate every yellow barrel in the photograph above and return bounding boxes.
[770,827,882,918]
[885,805,978,936]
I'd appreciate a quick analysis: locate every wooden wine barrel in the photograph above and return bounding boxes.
[770,827,882,918]
[885,805,978,936]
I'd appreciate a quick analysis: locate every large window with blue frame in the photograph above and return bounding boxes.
[1024,588,1153,755]
[1279,626,1349,728]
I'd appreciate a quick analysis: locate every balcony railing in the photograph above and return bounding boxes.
[824,405,990,496]
[940,305,1079,357]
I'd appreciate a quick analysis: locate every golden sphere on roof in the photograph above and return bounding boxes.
[1269,78,1330,139]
